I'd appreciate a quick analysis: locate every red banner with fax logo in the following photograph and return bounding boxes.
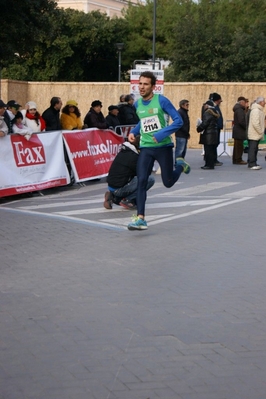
[63,129,124,182]
[11,134,46,167]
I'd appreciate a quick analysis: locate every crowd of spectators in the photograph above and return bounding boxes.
[0,93,140,138]
[1,92,265,174]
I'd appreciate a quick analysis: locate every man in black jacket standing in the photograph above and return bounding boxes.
[84,100,108,129]
[232,96,248,164]
[210,92,224,166]
[118,94,139,126]
[4,100,21,133]
[103,136,155,210]
[42,97,62,131]
[105,105,121,134]
[197,102,220,169]
[175,99,190,164]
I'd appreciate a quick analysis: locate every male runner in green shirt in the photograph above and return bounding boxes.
[127,71,190,231]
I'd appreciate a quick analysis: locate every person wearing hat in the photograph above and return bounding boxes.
[60,100,83,130]
[42,97,62,131]
[22,101,46,133]
[118,94,139,126]
[232,96,248,165]
[197,101,220,170]
[210,93,224,166]
[83,100,108,129]
[247,96,266,170]
[105,105,121,134]
[4,100,21,134]
[0,100,8,137]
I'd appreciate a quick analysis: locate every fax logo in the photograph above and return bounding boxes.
[11,135,46,167]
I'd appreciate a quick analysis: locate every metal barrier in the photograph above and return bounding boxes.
[115,124,136,138]
[218,120,233,157]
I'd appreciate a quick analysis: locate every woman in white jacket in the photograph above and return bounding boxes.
[247,97,265,170]
[21,101,46,133]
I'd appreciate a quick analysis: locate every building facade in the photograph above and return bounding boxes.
[57,0,143,17]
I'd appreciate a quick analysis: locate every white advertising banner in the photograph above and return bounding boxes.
[130,69,164,100]
[0,131,69,197]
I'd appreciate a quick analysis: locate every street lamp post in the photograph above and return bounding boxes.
[152,0,156,70]
[115,43,124,82]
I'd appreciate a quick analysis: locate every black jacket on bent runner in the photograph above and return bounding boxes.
[107,142,139,189]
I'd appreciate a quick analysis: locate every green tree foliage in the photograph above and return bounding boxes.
[2,0,266,82]
[170,1,233,81]
[2,7,129,81]
[228,22,266,82]
[123,0,184,68]
[169,0,266,81]
[0,0,58,66]
[125,0,266,82]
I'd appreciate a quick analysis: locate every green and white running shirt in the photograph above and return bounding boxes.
[132,94,183,148]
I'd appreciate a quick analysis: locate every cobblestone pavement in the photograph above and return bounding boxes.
[1,150,266,399]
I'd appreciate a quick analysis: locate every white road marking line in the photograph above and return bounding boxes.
[147,197,252,226]
[101,214,174,227]
[154,182,239,197]
[16,182,238,210]
[223,184,266,197]
[55,199,226,216]
[0,207,126,231]
[18,198,101,210]
[100,197,252,228]
[0,196,253,230]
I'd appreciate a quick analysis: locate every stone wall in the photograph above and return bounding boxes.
[1,79,266,148]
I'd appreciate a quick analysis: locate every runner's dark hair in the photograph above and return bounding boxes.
[139,71,157,86]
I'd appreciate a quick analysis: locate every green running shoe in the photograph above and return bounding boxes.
[127,215,148,231]
[176,157,191,174]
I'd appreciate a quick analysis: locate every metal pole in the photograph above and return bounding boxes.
[118,50,121,82]
[152,0,156,70]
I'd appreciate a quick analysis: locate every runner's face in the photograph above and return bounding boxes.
[139,77,155,99]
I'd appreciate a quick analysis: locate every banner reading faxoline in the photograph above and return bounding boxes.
[62,129,123,182]
[0,129,124,198]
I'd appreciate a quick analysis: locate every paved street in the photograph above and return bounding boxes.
[1,149,266,399]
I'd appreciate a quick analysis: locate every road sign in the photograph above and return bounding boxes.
[130,69,164,100]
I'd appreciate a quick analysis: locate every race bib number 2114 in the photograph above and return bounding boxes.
[141,115,162,133]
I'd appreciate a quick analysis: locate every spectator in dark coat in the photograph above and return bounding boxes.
[197,101,220,169]
[210,92,224,166]
[42,97,62,131]
[200,93,223,166]
[232,96,248,165]
[175,99,190,162]
[118,94,139,126]
[84,100,108,129]
[106,105,121,134]
[4,100,21,133]
[0,99,8,137]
